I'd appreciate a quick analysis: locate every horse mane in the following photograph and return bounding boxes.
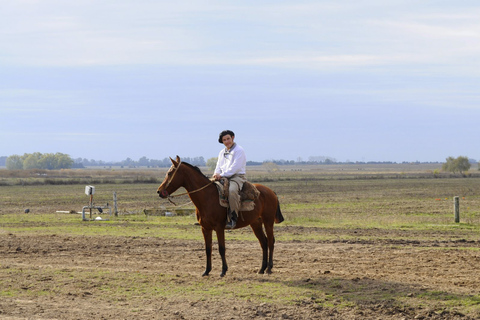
[181,161,210,180]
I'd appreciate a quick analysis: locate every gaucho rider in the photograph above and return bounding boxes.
[213,130,247,229]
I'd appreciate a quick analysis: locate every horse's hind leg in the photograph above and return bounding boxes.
[264,223,275,274]
[250,222,268,274]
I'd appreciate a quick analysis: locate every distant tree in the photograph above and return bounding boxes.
[308,156,326,163]
[442,156,471,174]
[122,157,134,166]
[192,156,206,166]
[308,156,337,164]
[263,162,279,172]
[5,152,74,170]
[206,157,218,171]
[138,156,150,166]
[324,158,335,164]
[456,156,471,173]
[38,153,57,169]
[6,155,23,170]
[0,156,7,166]
[54,153,74,169]
[23,152,42,169]
[442,157,454,172]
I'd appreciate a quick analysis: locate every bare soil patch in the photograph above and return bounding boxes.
[1,226,479,319]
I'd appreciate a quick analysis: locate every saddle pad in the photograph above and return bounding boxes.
[213,180,259,212]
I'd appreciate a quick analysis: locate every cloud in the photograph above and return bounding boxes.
[0,1,204,66]
[242,54,421,69]
[1,1,479,74]
[367,11,480,57]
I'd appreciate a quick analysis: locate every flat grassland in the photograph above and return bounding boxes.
[1,163,480,319]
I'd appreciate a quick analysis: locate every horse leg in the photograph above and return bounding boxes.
[264,223,275,274]
[202,227,213,276]
[215,228,228,277]
[250,222,268,274]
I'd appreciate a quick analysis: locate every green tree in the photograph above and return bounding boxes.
[442,156,471,174]
[5,152,74,170]
[54,153,74,169]
[23,152,42,169]
[206,157,218,171]
[6,155,23,170]
[38,153,57,169]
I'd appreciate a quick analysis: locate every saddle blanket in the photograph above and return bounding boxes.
[213,179,260,212]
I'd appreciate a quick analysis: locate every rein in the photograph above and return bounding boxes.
[165,160,214,205]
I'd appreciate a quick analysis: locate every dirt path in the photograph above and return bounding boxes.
[1,229,479,319]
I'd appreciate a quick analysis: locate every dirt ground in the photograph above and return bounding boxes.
[1,227,480,319]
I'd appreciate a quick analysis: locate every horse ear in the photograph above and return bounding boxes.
[175,155,180,163]
[169,157,178,167]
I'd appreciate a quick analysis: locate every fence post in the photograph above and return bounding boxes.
[454,196,460,223]
[113,192,118,217]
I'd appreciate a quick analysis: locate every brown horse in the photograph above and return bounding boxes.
[157,156,284,277]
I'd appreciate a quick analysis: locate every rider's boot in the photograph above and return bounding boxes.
[226,211,237,229]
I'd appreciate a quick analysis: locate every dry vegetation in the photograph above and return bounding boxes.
[1,163,480,319]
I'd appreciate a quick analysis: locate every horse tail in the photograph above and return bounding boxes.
[274,196,284,224]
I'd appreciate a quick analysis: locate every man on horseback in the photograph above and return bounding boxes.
[213,130,247,229]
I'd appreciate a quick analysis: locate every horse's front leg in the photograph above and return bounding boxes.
[215,228,228,277]
[202,227,213,276]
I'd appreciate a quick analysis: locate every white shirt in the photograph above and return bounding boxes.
[214,143,246,178]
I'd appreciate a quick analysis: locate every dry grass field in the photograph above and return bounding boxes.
[1,163,480,319]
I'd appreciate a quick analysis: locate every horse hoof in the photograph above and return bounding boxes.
[202,272,210,277]
[258,270,265,275]
[220,273,226,277]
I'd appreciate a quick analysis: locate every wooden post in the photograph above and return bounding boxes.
[113,192,118,217]
[454,196,460,223]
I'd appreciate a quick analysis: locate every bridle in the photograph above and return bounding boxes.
[163,160,214,205]
[164,160,182,190]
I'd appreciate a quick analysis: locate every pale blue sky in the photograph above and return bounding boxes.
[1,1,479,162]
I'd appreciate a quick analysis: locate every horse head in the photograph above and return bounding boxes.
[157,155,182,198]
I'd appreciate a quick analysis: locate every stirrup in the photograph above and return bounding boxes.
[226,211,237,229]
[226,219,236,229]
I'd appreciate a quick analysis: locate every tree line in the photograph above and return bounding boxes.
[73,156,206,168]
[5,153,74,170]
[3,154,208,170]
[1,153,477,173]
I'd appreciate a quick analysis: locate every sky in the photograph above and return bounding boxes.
[1,1,480,163]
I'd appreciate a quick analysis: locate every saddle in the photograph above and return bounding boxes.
[213,178,260,212]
